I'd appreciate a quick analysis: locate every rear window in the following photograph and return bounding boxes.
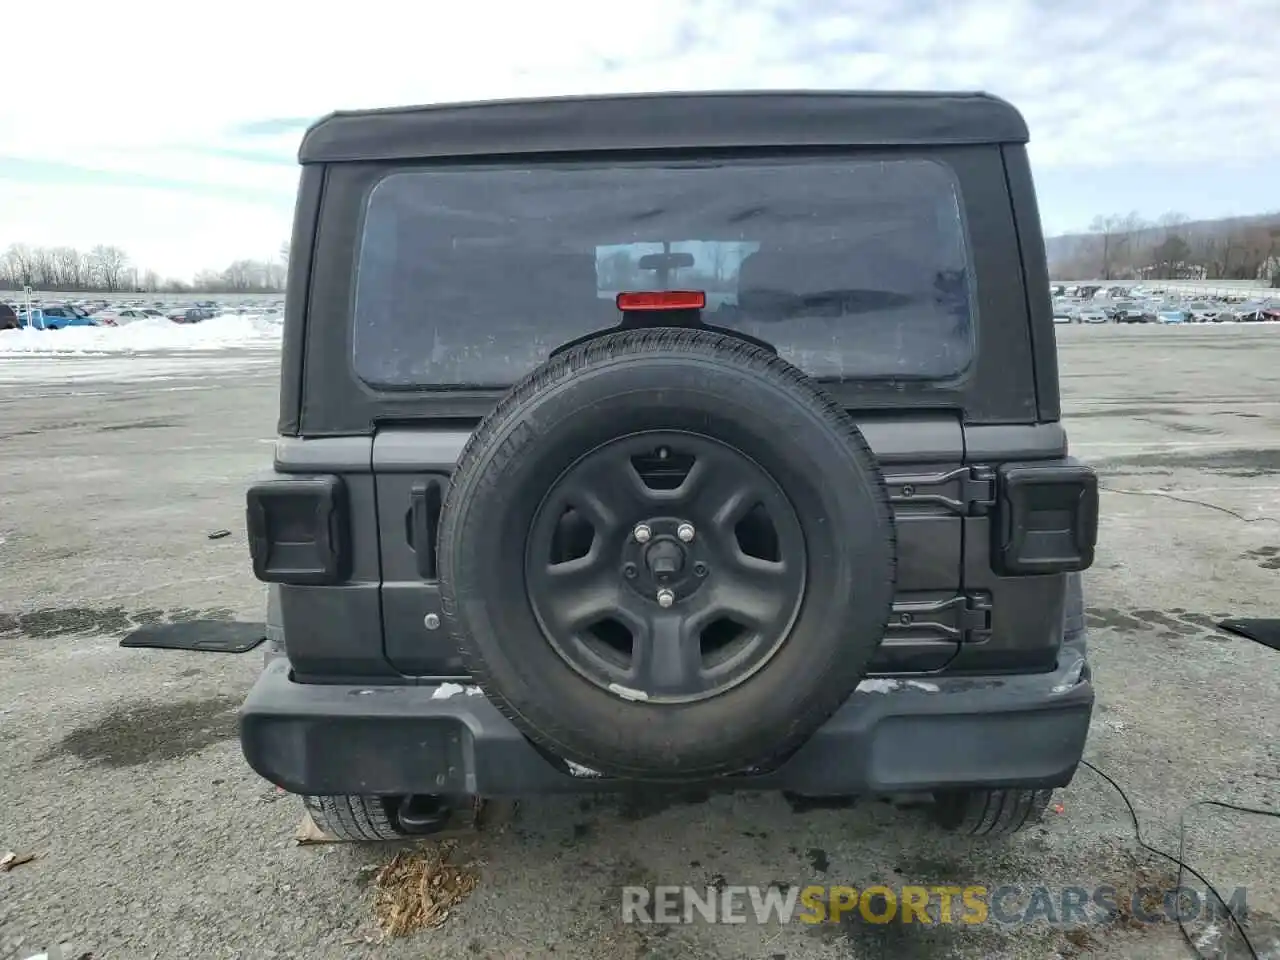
[351,157,975,389]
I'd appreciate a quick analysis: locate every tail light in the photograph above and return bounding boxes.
[991,460,1098,575]
[246,475,350,585]
[616,291,706,312]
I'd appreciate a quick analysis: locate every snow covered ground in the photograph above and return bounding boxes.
[0,313,283,356]
[0,313,282,386]
[0,313,283,384]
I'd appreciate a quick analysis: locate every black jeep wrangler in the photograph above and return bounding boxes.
[240,91,1099,841]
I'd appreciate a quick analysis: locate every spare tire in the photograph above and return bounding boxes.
[438,329,896,781]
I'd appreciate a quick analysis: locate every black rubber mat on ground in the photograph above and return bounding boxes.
[1217,619,1280,653]
[120,620,266,654]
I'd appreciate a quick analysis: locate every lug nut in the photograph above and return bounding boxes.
[677,523,695,542]
[424,613,440,630]
[656,588,675,608]
[633,523,652,543]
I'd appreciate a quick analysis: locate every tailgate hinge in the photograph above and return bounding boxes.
[961,591,993,642]
[888,465,997,516]
[963,466,996,515]
[886,592,994,643]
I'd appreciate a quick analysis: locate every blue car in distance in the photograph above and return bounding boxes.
[18,305,106,329]
[1156,307,1188,324]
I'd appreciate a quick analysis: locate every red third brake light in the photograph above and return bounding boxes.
[616,291,706,312]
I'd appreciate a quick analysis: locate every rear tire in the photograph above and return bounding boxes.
[932,788,1053,837]
[302,795,407,841]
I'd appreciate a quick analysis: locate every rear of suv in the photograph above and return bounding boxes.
[240,91,1098,841]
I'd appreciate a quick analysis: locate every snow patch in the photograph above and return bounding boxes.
[430,683,483,699]
[0,313,282,355]
[565,761,604,778]
[607,683,649,701]
[905,680,941,692]
[855,680,896,696]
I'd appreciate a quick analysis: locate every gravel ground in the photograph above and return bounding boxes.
[1,325,1278,960]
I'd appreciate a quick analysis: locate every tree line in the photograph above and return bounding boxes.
[1049,212,1280,285]
[0,240,290,295]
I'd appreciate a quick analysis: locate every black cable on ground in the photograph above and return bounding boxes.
[1080,759,1279,960]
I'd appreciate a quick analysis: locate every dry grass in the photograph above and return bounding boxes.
[1110,860,1182,929]
[372,840,480,937]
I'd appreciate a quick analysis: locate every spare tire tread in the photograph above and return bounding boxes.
[438,328,896,779]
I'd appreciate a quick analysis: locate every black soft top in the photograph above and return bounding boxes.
[299,90,1029,163]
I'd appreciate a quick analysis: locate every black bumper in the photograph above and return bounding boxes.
[239,648,1093,797]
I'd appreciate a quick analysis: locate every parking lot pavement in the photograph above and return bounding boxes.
[1,326,1277,960]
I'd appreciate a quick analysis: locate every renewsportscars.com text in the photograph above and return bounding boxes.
[621,883,1246,927]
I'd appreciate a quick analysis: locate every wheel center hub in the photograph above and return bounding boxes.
[622,518,708,604]
[644,540,686,578]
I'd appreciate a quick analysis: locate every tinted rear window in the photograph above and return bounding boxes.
[352,157,975,389]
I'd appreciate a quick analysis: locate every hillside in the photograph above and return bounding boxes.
[1046,212,1280,284]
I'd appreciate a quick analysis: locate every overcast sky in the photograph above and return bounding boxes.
[1,0,1275,279]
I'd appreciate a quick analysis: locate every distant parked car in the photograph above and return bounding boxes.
[1230,301,1280,322]
[1078,307,1108,324]
[0,303,19,330]
[17,307,106,329]
[1052,312,1074,325]
[1114,302,1155,323]
[1186,301,1221,322]
[98,308,158,324]
[42,303,98,322]
[1156,307,1188,324]
[168,307,212,324]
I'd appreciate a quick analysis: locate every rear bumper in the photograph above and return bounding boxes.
[239,646,1093,797]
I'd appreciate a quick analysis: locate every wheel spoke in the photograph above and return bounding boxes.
[529,553,620,635]
[555,456,650,534]
[713,555,796,631]
[681,449,760,531]
[629,610,707,698]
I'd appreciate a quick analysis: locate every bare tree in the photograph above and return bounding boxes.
[31,247,56,289]
[1149,235,1191,279]
[1157,211,1189,235]
[0,239,419,295]
[1055,210,1280,283]
[193,269,224,290]
[1087,214,1127,279]
[3,244,35,287]
[88,245,130,292]
[53,247,86,289]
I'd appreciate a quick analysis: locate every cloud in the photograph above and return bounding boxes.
[1,0,1276,276]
